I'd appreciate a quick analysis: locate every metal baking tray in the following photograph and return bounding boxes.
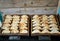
[31,14,60,36]
[0,14,30,36]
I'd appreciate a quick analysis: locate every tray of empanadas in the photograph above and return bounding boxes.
[0,14,29,36]
[31,14,60,36]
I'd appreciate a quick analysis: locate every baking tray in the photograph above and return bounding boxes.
[31,14,60,36]
[0,14,30,36]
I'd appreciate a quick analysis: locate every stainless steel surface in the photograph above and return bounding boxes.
[0,0,58,8]
[0,7,57,15]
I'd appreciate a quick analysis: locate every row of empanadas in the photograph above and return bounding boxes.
[2,29,19,33]
[6,15,20,19]
[11,15,20,33]
[32,29,59,34]
[4,15,20,23]
[42,15,56,24]
[32,15,41,34]
[19,15,28,33]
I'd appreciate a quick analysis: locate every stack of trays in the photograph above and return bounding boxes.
[1,15,29,36]
[31,15,60,36]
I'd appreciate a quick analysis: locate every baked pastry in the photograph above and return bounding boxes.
[2,26,9,30]
[5,18,12,21]
[19,22,27,27]
[41,20,48,24]
[20,30,28,33]
[33,15,39,19]
[33,23,40,26]
[11,30,19,33]
[32,30,40,33]
[48,18,56,21]
[3,23,11,27]
[42,15,48,17]
[20,15,28,24]
[13,19,20,21]
[33,26,42,30]
[50,30,59,33]
[10,26,18,30]
[42,29,49,33]
[5,18,11,21]
[43,25,49,29]
[32,19,40,23]
[21,15,28,18]
[32,18,39,21]
[4,20,11,23]
[42,15,48,21]
[20,19,27,23]
[11,23,18,26]
[49,27,59,30]
[48,15,55,19]
[21,15,28,20]
[49,24,58,28]
[13,15,20,19]
[12,21,19,23]
[41,24,48,27]
[2,30,10,33]
[20,27,28,30]
[6,15,12,19]
[48,20,57,24]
